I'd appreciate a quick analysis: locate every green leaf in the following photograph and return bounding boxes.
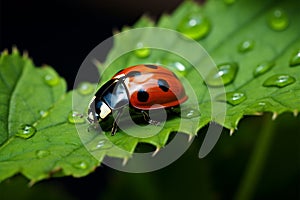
[1,0,300,183]
[102,0,300,138]
[95,0,300,160]
[0,50,98,183]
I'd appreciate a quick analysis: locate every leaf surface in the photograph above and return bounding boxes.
[1,0,300,182]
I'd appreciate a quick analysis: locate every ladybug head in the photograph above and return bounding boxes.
[87,79,129,123]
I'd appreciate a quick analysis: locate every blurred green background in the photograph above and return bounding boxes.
[1,0,299,199]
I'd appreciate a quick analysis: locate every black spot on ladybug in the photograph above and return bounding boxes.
[144,64,158,69]
[158,79,169,92]
[137,89,149,102]
[126,71,141,77]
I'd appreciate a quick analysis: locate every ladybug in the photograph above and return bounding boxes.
[88,64,188,135]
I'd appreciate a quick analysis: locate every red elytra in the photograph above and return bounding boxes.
[112,64,188,110]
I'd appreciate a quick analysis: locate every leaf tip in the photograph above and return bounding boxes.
[272,112,278,120]
[1,48,9,56]
[28,180,36,187]
[152,147,160,157]
[22,50,29,58]
[188,134,194,142]
[293,109,298,117]
[229,128,235,136]
[12,45,19,55]
[122,157,129,166]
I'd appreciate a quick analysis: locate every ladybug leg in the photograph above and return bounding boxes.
[111,108,124,136]
[141,110,160,126]
[141,110,150,122]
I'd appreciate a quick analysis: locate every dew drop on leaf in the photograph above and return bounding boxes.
[39,110,49,118]
[90,139,113,151]
[263,74,296,88]
[181,109,201,119]
[36,150,50,159]
[246,100,274,114]
[73,161,88,169]
[253,61,275,77]
[215,92,247,106]
[249,101,273,112]
[92,140,105,150]
[68,111,85,124]
[166,61,188,76]
[16,124,36,139]
[134,42,151,58]
[77,82,94,95]
[183,109,201,119]
[205,62,238,87]
[171,106,200,118]
[289,49,300,67]
[267,8,289,31]
[177,13,211,40]
[44,73,60,86]
[238,39,255,52]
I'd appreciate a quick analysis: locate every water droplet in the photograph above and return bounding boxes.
[39,110,49,118]
[165,61,189,76]
[68,111,85,124]
[159,55,191,77]
[73,161,88,169]
[94,140,105,149]
[16,124,36,139]
[267,8,289,31]
[90,140,113,151]
[172,61,186,72]
[253,61,275,77]
[36,150,50,158]
[77,82,94,95]
[177,108,201,119]
[255,101,272,111]
[134,42,151,58]
[245,101,273,114]
[289,49,300,67]
[215,92,247,106]
[171,107,200,118]
[183,109,201,118]
[224,0,236,5]
[44,73,60,86]
[263,74,296,88]
[177,13,211,40]
[238,40,255,52]
[205,62,238,87]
